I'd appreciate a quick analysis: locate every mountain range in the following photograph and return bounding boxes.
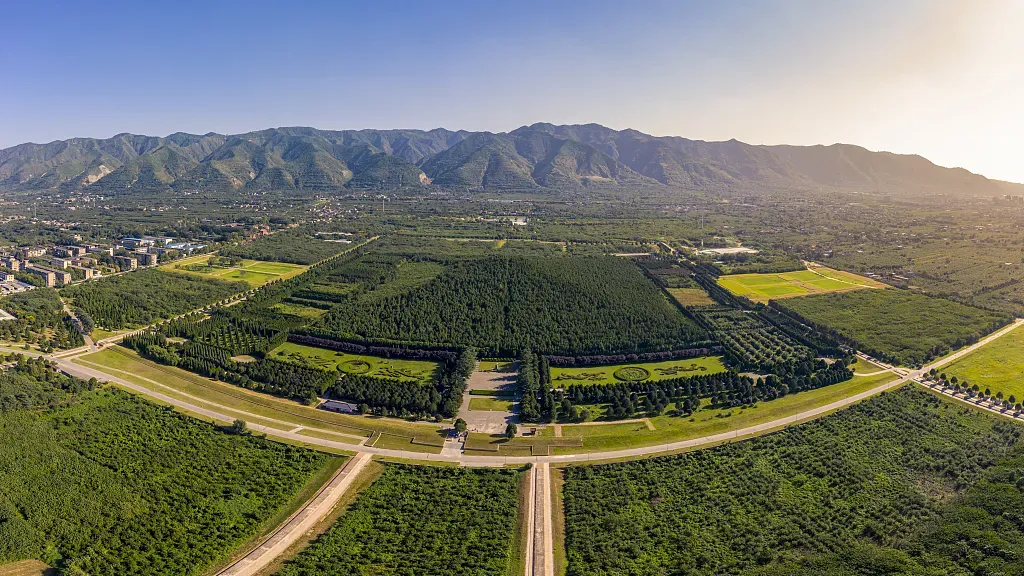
[0,123,1017,197]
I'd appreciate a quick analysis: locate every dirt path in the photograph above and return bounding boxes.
[216,452,372,576]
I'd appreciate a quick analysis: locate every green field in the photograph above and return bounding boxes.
[469,397,515,411]
[269,342,439,384]
[550,356,726,386]
[666,287,715,307]
[717,266,887,302]
[271,301,328,318]
[161,255,306,287]
[851,356,887,374]
[943,323,1024,401]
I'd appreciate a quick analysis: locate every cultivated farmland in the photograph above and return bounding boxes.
[275,464,526,576]
[561,386,1024,575]
[161,254,306,287]
[717,265,886,302]
[776,289,1011,366]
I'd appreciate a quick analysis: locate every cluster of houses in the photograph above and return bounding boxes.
[0,235,206,289]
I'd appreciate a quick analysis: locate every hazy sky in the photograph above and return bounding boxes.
[2,0,1022,182]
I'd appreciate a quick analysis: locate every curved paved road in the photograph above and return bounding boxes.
[52,317,1024,467]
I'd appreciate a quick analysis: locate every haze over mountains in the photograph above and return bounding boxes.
[0,123,1017,197]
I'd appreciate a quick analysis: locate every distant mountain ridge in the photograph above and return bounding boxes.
[0,123,1015,197]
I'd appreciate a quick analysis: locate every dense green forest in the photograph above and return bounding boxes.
[0,288,83,349]
[61,269,247,329]
[562,386,1023,576]
[774,290,1011,366]
[220,230,349,264]
[0,358,330,575]
[276,464,523,576]
[318,256,708,355]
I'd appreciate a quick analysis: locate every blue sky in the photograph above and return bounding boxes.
[3,0,1022,181]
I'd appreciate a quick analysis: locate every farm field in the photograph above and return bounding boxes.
[74,347,447,451]
[161,254,306,287]
[274,464,526,576]
[943,322,1024,401]
[269,341,439,384]
[561,386,1024,576]
[555,371,898,453]
[550,356,726,386]
[777,289,1011,366]
[0,360,332,575]
[665,287,715,306]
[469,397,514,411]
[717,265,887,302]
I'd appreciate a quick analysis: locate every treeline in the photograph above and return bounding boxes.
[61,269,247,330]
[561,386,1024,576]
[220,229,348,264]
[123,332,336,403]
[316,255,708,356]
[0,288,83,350]
[563,360,853,420]
[518,350,553,423]
[545,346,720,368]
[289,331,459,363]
[123,330,476,418]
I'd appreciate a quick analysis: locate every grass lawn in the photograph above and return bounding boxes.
[943,323,1024,401]
[550,356,726,386]
[91,328,127,341]
[478,360,515,372]
[74,347,446,451]
[160,255,306,287]
[717,265,887,302]
[272,301,329,318]
[469,397,515,411]
[269,341,438,384]
[666,287,715,307]
[470,389,514,397]
[852,357,888,374]
[554,371,900,453]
